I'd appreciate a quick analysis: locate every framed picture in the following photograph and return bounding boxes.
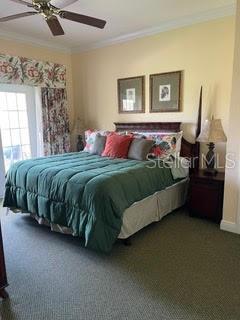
[118,76,145,113]
[150,71,182,112]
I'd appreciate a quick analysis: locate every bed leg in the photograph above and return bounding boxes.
[122,238,132,246]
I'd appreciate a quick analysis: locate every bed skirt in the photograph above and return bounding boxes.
[7,178,189,240]
[119,177,189,238]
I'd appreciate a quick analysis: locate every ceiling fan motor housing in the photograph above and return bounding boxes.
[32,0,58,19]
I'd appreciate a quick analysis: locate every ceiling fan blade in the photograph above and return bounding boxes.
[50,0,78,9]
[46,16,64,36]
[9,0,33,7]
[59,11,106,29]
[0,12,38,22]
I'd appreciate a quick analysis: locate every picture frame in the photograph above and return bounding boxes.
[150,71,182,112]
[118,76,145,113]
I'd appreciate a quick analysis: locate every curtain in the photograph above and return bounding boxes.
[41,88,70,155]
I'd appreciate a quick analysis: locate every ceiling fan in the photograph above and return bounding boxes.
[0,0,106,36]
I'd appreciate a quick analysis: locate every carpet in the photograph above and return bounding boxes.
[0,208,240,320]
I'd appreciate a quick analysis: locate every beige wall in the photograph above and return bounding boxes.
[222,0,240,229]
[72,17,234,166]
[0,39,74,126]
[0,17,234,157]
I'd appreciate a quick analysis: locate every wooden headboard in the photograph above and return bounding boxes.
[114,88,202,171]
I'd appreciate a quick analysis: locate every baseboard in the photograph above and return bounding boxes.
[220,220,240,234]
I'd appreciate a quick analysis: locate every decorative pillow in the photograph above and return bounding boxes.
[152,131,183,158]
[102,133,133,158]
[84,130,109,153]
[137,131,182,158]
[83,129,95,152]
[91,134,107,156]
[128,138,154,161]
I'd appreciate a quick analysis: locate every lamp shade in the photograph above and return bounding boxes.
[197,119,227,143]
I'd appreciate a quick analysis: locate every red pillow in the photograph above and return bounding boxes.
[102,133,133,158]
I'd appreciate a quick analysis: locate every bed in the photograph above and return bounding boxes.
[114,120,201,241]
[3,113,201,253]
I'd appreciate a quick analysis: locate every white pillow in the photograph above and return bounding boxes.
[83,130,109,153]
[165,156,190,179]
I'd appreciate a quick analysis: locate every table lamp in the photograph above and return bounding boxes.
[197,119,227,175]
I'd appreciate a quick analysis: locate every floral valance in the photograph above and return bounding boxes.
[0,53,66,88]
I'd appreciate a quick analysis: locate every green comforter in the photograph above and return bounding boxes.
[4,152,177,252]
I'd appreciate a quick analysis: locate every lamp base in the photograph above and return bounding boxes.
[204,142,217,176]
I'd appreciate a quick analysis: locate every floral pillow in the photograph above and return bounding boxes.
[133,131,183,158]
[150,132,183,158]
[84,130,109,153]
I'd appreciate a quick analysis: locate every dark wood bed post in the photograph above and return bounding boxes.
[196,86,203,138]
[194,86,202,171]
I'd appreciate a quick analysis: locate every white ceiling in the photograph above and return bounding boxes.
[0,0,236,52]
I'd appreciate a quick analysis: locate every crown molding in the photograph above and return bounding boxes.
[71,3,236,53]
[0,3,235,54]
[0,29,71,54]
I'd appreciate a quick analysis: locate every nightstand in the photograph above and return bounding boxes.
[188,170,225,223]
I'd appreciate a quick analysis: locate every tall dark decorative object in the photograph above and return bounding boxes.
[206,143,215,170]
[194,86,202,171]
[73,118,85,151]
[77,135,84,151]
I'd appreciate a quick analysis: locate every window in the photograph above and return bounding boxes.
[0,84,42,196]
[0,91,32,171]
